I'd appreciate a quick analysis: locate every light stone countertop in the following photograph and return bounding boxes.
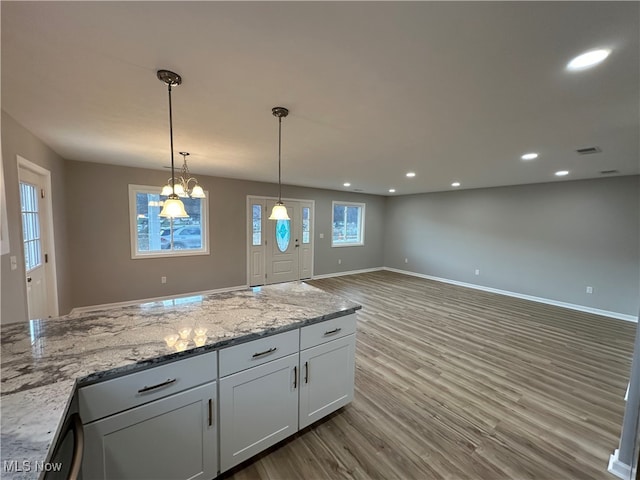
[0,282,361,479]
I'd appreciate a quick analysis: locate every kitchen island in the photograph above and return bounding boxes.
[1,281,361,479]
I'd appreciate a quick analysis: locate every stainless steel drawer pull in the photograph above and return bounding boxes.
[252,347,277,358]
[324,327,342,336]
[208,399,213,427]
[305,361,309,383]
[137,378,177,394]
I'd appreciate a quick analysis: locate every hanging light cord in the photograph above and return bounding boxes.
[277,114,283,204]
[168,82,176,197]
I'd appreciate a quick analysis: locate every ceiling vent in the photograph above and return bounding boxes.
[600,169,619,175]
[576,146,602,155]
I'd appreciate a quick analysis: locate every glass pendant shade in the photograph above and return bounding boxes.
[269,203,290,220]
[190,184,206,198]
[161,184,173,196]
[173,183,187,198]
[159,197,189,218]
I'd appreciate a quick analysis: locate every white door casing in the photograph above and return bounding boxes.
[17,157,58,319]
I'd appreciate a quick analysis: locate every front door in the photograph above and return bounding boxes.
[18,168,48,319]
[248,197,314,286]
[265,200,299,284]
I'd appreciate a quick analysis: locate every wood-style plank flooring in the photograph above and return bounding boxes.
[224,271,636,480]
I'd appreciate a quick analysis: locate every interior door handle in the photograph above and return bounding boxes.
[27,277,32,283]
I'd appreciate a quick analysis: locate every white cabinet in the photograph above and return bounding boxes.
[219,353,299,472]
[78,315,356,478]
[83,381,217,480]
[219,316,357,472]
[299,334,356,429]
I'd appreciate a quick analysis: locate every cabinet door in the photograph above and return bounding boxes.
[219,353,299,472]
[83,381,217,480]
[299,334,355,429]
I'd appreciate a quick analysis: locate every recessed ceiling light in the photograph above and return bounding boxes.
[567,49,611,71]
[555,170,569,177]
[389,188,396,193]
[343,182,351,187]
[406,172,416,178]
[451,182,461,187]
[521,153,538,160]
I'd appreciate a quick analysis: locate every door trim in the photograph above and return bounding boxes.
[246,195,315,286]
[17,156,59,317]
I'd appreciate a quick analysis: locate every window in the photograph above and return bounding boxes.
[129,185,208,258]
[20,182,42,270]
[252,204,262,246]
[332,201,365,247]
[302,207,310,244]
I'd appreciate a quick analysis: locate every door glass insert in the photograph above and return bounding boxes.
[19,182,42,271]
[302,207,310,244]
[252,205,262,246]
[275,219,290,252]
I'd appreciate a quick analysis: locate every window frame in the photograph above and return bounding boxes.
[128,184,209,259]
[331,201,365,247]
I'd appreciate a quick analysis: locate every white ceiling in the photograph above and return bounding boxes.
[2,1,638,196]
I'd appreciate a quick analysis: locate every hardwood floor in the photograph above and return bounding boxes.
[224,270,636,479]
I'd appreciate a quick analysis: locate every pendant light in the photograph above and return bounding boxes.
[157,69,188,218]
[269,107,290,221]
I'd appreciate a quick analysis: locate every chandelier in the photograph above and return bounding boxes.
[161,152,206,199]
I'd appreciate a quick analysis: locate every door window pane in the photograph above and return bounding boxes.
[302,207,310,244]
[20,182,42,271]
[252,204,262,246]
[276,219,290,252]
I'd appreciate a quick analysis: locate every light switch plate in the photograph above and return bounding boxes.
[10,256,17,270]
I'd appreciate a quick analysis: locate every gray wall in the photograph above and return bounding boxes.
[1,111,72,323]
[2,111,637,321]
[384,176,640,316]
[64,160,385,310]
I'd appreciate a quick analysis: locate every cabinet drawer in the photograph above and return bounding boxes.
[219,329,299,377]
[79,350,217,424]
[300,314,357,350]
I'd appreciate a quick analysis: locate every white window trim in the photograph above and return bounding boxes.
[128,184,210,259]
[331,200,365,247]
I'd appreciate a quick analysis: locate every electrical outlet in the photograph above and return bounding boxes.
[475,269,480,275]
[404,258,408,263]
[161,276,167,284]
[338,259,342,265]
[586,286,593,294]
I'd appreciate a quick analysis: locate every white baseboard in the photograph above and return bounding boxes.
[383,267,638,323]
[70,284,248,315]
[312,267,384,281]
[608,449,631,479]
